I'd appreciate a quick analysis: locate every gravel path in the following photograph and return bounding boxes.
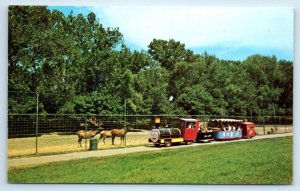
[8,133,293,169]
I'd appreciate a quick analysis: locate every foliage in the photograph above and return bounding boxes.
[8,137,293,184]
[8,6,293,116]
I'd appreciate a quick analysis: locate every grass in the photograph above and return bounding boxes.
[8,136,293,184]
[8,131,149,157]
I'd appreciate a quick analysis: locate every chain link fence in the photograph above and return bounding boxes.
[8,114,293,157]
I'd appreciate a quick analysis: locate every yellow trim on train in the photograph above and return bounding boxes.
[160,138,184,143]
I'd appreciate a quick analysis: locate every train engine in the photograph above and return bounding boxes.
[149,118,199,147]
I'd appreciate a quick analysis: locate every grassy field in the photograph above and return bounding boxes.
[8,131,150,157]
[8,136,293,184]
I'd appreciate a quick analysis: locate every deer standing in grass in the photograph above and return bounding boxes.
[77,118,103,148]
[98,130,113,145]
[111,128,128,145]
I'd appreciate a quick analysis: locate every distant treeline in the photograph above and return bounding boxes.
[8,6,293,116]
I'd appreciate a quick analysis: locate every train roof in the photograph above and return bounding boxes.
[243,122,255,125]
[179,118,198,122]
[209,118,243,122]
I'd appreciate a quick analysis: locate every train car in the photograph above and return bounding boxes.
[207,119,256,140]
[241,121,256,138]
[196,131,215,143]
[148,118,198,147]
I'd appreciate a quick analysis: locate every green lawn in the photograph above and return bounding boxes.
[8,137,293,184]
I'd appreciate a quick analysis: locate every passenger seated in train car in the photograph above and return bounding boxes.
[231,123,237,131]
[218,121,225,131]
[187,122,195,128]
[223,122,230,131]
[199,126,205,132]
[232,124,236,131]
[222,123,227,131]
[227,124,232,131]
[200,126,212,133]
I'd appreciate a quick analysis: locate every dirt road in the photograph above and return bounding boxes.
[8,133,293,169]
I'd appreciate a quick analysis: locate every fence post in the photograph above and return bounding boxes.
[35,92,39,155]
[124,99,127,145]
[285,116,287,133]
[274,111,277,134]
[85,114,87,150]
[204,114,207,129]
[263,113,266,135]
[125,99,127,131]
[35,115,39,155]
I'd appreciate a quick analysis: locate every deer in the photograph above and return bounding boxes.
[77,118,103,148]
[98,130,113,145]
[111,128,128,145]
[77,127,103,148]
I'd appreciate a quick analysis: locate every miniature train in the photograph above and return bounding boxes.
[148,118,256,147]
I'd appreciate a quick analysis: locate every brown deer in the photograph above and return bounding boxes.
[77,118,103,147]
[111,128,128,145]
[98,130,113,145]
[77,127,103,147]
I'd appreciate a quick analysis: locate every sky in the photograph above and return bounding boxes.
[48,6,294,61]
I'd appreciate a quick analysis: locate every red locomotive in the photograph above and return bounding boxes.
[149,118,198,147]
[148,118,256,147]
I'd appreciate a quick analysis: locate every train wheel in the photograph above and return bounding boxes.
[164,140,171,147]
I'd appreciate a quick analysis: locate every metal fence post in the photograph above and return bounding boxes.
[285,116,287,133]
[263,115,266,135]
[35,92,39,155]
[84,114,87,150]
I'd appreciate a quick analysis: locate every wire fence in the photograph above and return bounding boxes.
[8,114,293,157]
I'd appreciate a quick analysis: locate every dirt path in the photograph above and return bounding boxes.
[8,133,293,169]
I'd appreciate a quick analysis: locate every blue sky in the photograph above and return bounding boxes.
[49,6,293,61]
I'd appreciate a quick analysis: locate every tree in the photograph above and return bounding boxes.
[136,65,178,114]
[148,39,196,71]
[8,6,293,116]
[9,6,123,114]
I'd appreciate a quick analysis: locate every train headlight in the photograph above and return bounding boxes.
[150,129,160,143]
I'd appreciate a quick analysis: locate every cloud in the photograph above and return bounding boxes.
[90,7,292,48]
[87,6,293,60]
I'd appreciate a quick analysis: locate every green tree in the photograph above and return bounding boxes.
[148,39,196,71]
[8,6,293,116]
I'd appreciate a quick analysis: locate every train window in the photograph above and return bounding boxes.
[187,122,195,128]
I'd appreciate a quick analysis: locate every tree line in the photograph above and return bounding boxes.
[8,6,293,116]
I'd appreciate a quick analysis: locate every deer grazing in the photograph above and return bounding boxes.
[111,128,128,145]
[77,118,103,148]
